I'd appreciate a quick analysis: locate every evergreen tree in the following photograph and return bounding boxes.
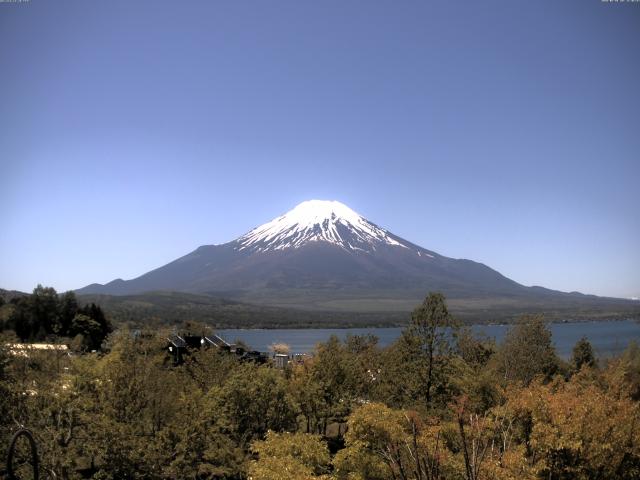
[572,336,597,371]
[58,291,79,336]
[495,315,560,386]
[70,313,103,351]
[457,327,495,368]
[79,302,112,345]
[404,292,458,407]
[8,296,34,341]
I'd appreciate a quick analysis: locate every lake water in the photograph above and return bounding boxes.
[220,319,640,359]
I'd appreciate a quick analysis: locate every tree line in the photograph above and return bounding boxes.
[0,292,638,479]
[0,285,112,351]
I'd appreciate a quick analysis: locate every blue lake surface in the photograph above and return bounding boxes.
[220,319,640,358]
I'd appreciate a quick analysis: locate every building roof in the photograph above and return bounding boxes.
[203,335,231,348]
[167,335,187,348]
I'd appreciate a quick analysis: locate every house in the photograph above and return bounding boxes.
[167,333,266,365]
[167,333,223,365]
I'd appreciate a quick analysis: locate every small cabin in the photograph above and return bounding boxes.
[167,335,188,365]
[273,353,289,369]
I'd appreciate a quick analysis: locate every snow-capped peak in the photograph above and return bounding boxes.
[236,200,410,252]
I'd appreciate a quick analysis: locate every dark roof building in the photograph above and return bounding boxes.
[166,333,265,365]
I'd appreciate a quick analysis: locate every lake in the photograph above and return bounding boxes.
[220,319,640,358]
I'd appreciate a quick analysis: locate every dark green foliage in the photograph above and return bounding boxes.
[3,286,112,348]
[6,297,33,341]
[403,292,459,407]
[70,313,103,351]
[31,284,61,335]
[77,302,113,349]
[454,328,500,413]
[307,336,355,433]
[494,314,560,386]
[456,327,495,368]
[572,336,597,371]
[370,293,464,413]
[209,364,298,446]
[289,333,383,437]
[59,290,78,336]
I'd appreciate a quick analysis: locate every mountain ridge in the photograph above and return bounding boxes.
[76,200,640,318]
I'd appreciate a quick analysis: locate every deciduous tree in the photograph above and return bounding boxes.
[493,315,560,386]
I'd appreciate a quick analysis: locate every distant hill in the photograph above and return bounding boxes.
[77,200,640,322]
[3,287,637,329]
[0,288,28,302]
[76,290,640,329]
[76,291,408,329]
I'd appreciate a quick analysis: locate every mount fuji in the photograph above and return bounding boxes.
[77,200,639,318]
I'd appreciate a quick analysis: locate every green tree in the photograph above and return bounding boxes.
[308,335,357,434]
[208,364,298,446]
[7,297,33,341]
[78,302,112,345]
[87,330,186,478]
[454,328,500,413]
[457,327,495,368]
[182,345,241,391]
[401,292,459,407]
[31,284,61,336]
[70,313,103,351]
[571,336,596,371]
[59,290,79,336]
[344,333,382,401]
[290,360,329,435]
[494,315,560,386]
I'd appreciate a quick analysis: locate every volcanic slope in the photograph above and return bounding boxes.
[77,200,640,317]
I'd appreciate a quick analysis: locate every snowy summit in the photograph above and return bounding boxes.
[237,200,410,253]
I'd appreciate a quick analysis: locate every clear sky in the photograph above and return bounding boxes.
[1,0,638,299]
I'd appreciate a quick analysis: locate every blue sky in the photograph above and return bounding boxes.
[1,0,638,299]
